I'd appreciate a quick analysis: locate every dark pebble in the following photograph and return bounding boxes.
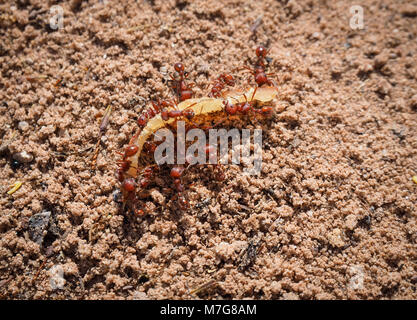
[28,211,51,245]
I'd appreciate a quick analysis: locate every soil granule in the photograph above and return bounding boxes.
[0,0,416,299]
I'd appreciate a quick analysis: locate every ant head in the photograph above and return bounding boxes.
[241,103,251,114]
[125,144,139,157]
[161,110,169,121]
[170,166,184,178]
[137,114,148,127]
[174,62,185,73]
[256,46,267,58]
[122,178,136,192]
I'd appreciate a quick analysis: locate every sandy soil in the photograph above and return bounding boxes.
[0,0,416,299]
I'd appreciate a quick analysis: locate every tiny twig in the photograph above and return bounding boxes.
[189,279,218,296]
[250,15,263,34]
[32,258,48,284]
[91,105,113,169]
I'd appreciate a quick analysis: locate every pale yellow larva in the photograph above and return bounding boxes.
[125,86,279,178]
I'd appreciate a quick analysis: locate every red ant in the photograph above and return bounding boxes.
[138,165,158,189]
[116,144,139,182]
[223,86,274,118]
[137,97,195,130]
[120,165,159,216]
[223,87,257,116]
[170,166,188,209]
[137,99,168,129]
[170,62,194,103]
[160,101,196,122]
[119,177,140,214]
[242,45,276,87]
[209,73,235,98]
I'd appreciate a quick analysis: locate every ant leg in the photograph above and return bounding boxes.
[249,86,259,117]
[182,101,197,111]
[234,66,255,75]
[245,86,265,125]
[250,85,258,101]
[265,78,279,90]
[242,93,255,114]
[228,95,240,104]
[199,100,206,116]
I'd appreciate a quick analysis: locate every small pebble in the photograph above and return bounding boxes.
[159,66,168,75]
[327,228,345,248]
[113,189,122,203]
[149,189,165,204]
[345,214,357,230]
[49,265,66,290]
[18,121,29,131]
[311,32,322,40]
[347,265,364,290]
[132,291,149,300]
[12,151,33,163]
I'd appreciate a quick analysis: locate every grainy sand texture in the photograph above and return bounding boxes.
[0,0,416,299]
